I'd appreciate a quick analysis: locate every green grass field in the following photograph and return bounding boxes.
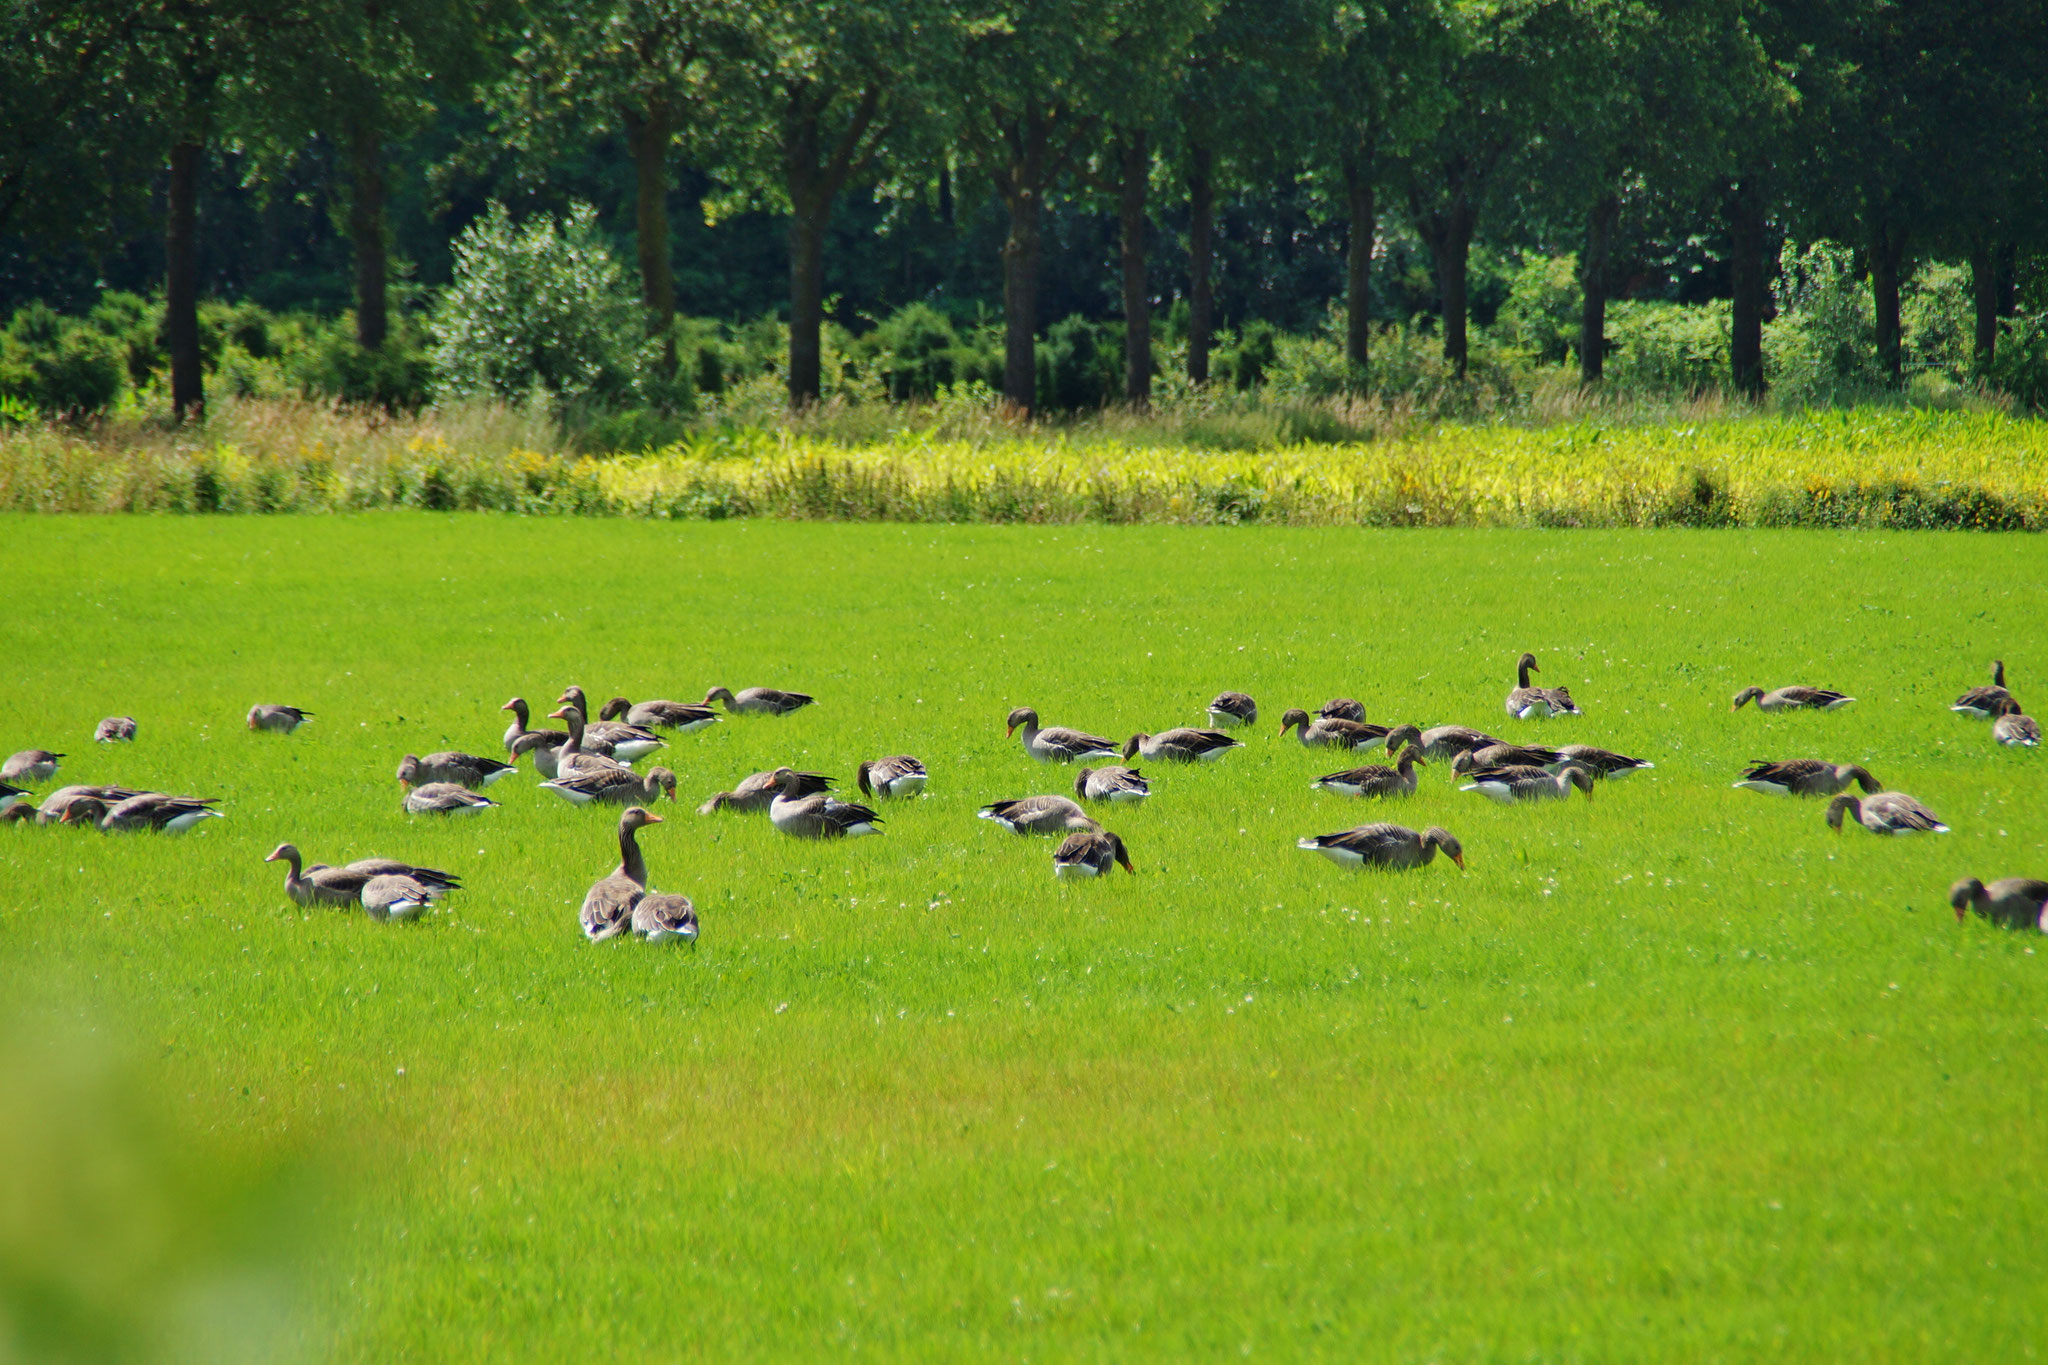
[3,515,2045,1361]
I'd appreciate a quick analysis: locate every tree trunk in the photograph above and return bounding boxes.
[788,209,827,408]
[625,106,677,378]
[166,139,203,422]
[1415,189,1475,378]
[1726,177,1765,399]
[348,126,388,351]
[1341,148,1374,374]
[1870,215,1907,384]
[1001,185,1043,414]
[1578,194,1619,383]
[1118,132,1151,406]
[1970,239,1998,370]
[1187,142,1214,387]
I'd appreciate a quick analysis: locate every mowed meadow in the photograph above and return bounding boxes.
[3,514,2045,1361]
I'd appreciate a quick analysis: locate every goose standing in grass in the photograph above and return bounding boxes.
[62,792,223,832]
[600,695,720,733]
[555,687,665,760]
[1278,708,1389,750]
[1382,723,1500,762]
[501,697,568,757]
[1312,745,1426,798]
[1505,653,1580,719]
[94,716,137,743]
[1052,829,1133,878]
[767,767,882,838]
[1122,728,1242,764]
[979,795,1099,835]
[698,769,832,814]
[1459,763,1595,805]
[265,843,460,908]
[1733,759,1881,796]
[1731,685,1854,712]
[1006,707,1118,763]
[402,781,499,815]
[247,705,313,733]
[1319,698,1367,722]
[704,685,814,716]
[360,874,439,922]
[1553,744,1653,778]
[544,706,631,778]
[857,756,928,798]
[1991,698,2040,747]
[1,749,63,783]
[1297,823,1466,871]
[1208,692,1258,727]
[1075,766,1149,804]
[1826,791,1948,834]
[539,765,678,807]
[1949,877,2048,930]
[1455,742,1565,774]
[579,806,686,941]
[36,784,145,824]
[1952,660,2017,718]
[397,751,517,790]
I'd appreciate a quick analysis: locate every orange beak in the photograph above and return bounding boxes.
[643,812,665,824]
[1451,852,1468,871]
[1006,724,1019,738]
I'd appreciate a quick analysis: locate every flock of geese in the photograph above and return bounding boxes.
[4,655,2044,939]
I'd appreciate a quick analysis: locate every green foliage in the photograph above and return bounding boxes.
[1765,240,1884,403]
[1035,315,1120,410]
[1605,301,1732,393]
[1496,253,1581,364]
[293,317,435,411]
[1984,313,2048,411]
[0,302,124,415]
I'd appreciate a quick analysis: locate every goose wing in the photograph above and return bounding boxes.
[1866,792,1947,833]
[1952,684,2013,714]
[1299,822,1412,860]
[1038,726,1118,759]
[632,892,698,940]
[580,873,641,940]
[1555,744,1650,774]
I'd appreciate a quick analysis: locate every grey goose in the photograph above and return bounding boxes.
[61,792,222,832]
[581,807,697,943]
[1952,661,2016,718]
[1453,742,1565,774]
[698,769,832,814]
[1505,653,1580,719]
[246,705,313,733]
[1732,685,1853,712]
[1950,877,2048,930]
[704,686,814,716]
[402,782,499,815]
[1208,692,1258,727]
[36,784,145,824]
[1312,746,1426,798]
[1,749,63,783]
[1297,823,1465,871]
[1006,708,1118,763]
[600,695,720,733]
[1319,698,1367,722]
[1,804,33,823]
[1734,760,1880,797]
[1992,698,2040,747]
[1381,723,1500,762]
[500,697,569,757]
[397,751,517,790]
[1278,709,1389,750]
[979,794,1098,835]
[540,765,679,807]
[766,767,882,838]
[1826,791,1948,834]
[857,756,928,798]
[360,874,439,922]
[555,687,666,760]
[1123,728,1243,763]
[94,716,137,743]
[265,843,459,908]
[1053,829,1134,878]
[543,706,632,778]
[1074,766,1149,803]
[1459,763,1595,805]
[1552,744,1653,777]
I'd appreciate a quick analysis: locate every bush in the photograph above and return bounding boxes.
[1606,300,1731,392]
[1037,315,1119,410]
[292,315,434,410]
[1214,320,1281,391]
[1985,313,2048,410]
[1766,240,1884,403]
[430,201,663,410]
[1497,252,1580,364]
[86,292,162,389]
[0,303,124,416]
[857,303,961,401]
[1902,261,1972,378]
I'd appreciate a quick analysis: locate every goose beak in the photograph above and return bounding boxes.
[643,813,665,824]
[1006,724,1019,737]
[1451,853,1467,870]
[546,708,569,720]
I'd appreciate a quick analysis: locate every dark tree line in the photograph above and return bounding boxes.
[3,0,2044,418]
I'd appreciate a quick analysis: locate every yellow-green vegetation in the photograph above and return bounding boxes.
[2,516,2044,1359]
[3,401,2046,528]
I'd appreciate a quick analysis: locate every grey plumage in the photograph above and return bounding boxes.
[246,704,313,733]
[1297,823,1466,871]
[93,716,137,743]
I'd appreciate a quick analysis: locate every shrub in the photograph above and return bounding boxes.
[86,292,162,389]
[1766,240,1884,403]
[1606,301,1731,392]
[1497,252,1580,364]
[1037,315,1119,410]
[1985,312,2048,410]
[0,303,125,416]
[858,303,961,401]
[1214,321,1281,391]
[292,315,434,410]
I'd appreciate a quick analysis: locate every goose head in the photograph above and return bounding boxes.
[1395,744,1426,771]
[1104,831,1135,874]
[1383,723,1422,753]
[1278,708,1312,736]
[703,687,737,707]
[1422,826,1467,870]
[646,767,679,801]
[1841,764,1881,793]
[1516,652,1540,685]
[1449,749,1479,776]
[600,696,634,721]
[1825,794,1860,831]
[1121,733,1148,759]
[58,795,107,826]
[556,685,591,714]
[1560,764,1595,798]
[1731,686,1766,711]
[1994,696,2026,719]
[500,697,529,723]
[396,754,423,788]
[264,842,303,875]
[619,805,664,834]
[1005,707,1039,737]
[1949,877,1985,921]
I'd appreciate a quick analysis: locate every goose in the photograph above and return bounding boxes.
[501,697,569,757]
[93,716,137,743]
[1949,877,2048,930]
[509,730,568,780]
[360,874,438,922]
[1208,692,1258,727]
[1075,766,1149,804]
[1456,742,1565,774]
[543,706,631,778]
[1319,698,1367,722]
[0,780,26,813]
[1297,822,1466,871]
[62,792,223,833]
[1278,709,1389,750]
[1992,698,2040,747]
[1952,661,2016,718]
[1733,759,1880,797]
[1382,723,1501,762]
[1459,763,1595,805]
[1,749,63,783]
[539,765,679,807]
[247,705,313,733]
[1505,653,1580,719]
[1,804,32,823]
[580,806,663,942]
[698,769,832,815]
[402,782,499,815]
[704,686,814,716]
[766,767,882,838]
[979,795,1099,835]
[1826,791,1947,834]
[857,756,928,798]
[265,844,460,908]
[1312,746,1426,798]
[397,751,517,790]
[1553,744,1653,778]
[1732,685,1853,712]
[600,695,720,734]
[1006,707,1118,763]
[1053,829,1134,878]
[1122,728,1242,763]
[554,687,665,760]
[36,784,146,825]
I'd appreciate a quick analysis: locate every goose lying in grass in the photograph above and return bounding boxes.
[1006,707,1118,763]
[246,705,312,733]
[580,807,698,943]
[704,686,814,716]
[1074,766,1148,803]
[402,782,498,815]
[1552,744,1653,777]
[1505,653,1580,719]
[601,696,720,733]
[1297,823,1465,871]
[1991,698,2040,747]
[1382,723,1500,762]
[361,874,440,922]
[1207,692,1257,727]
[35,785,144,824]
[698,769,832,814]
[94,716,137,743]
[1951,660,2016,718]
[1053,830,1133,878]
[265,843,460,908]
[1278,709,1389,750]
[1312,746,1425,798]
[857,756,928,798]
[979,795,1098,835]
[61,792,223,832]
[1,749,63,783]
[539,765,678,807]
[398,751,517,790]
[1825,791,1947,835]
[767,767,882,838]
[1123,728,1242,763]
